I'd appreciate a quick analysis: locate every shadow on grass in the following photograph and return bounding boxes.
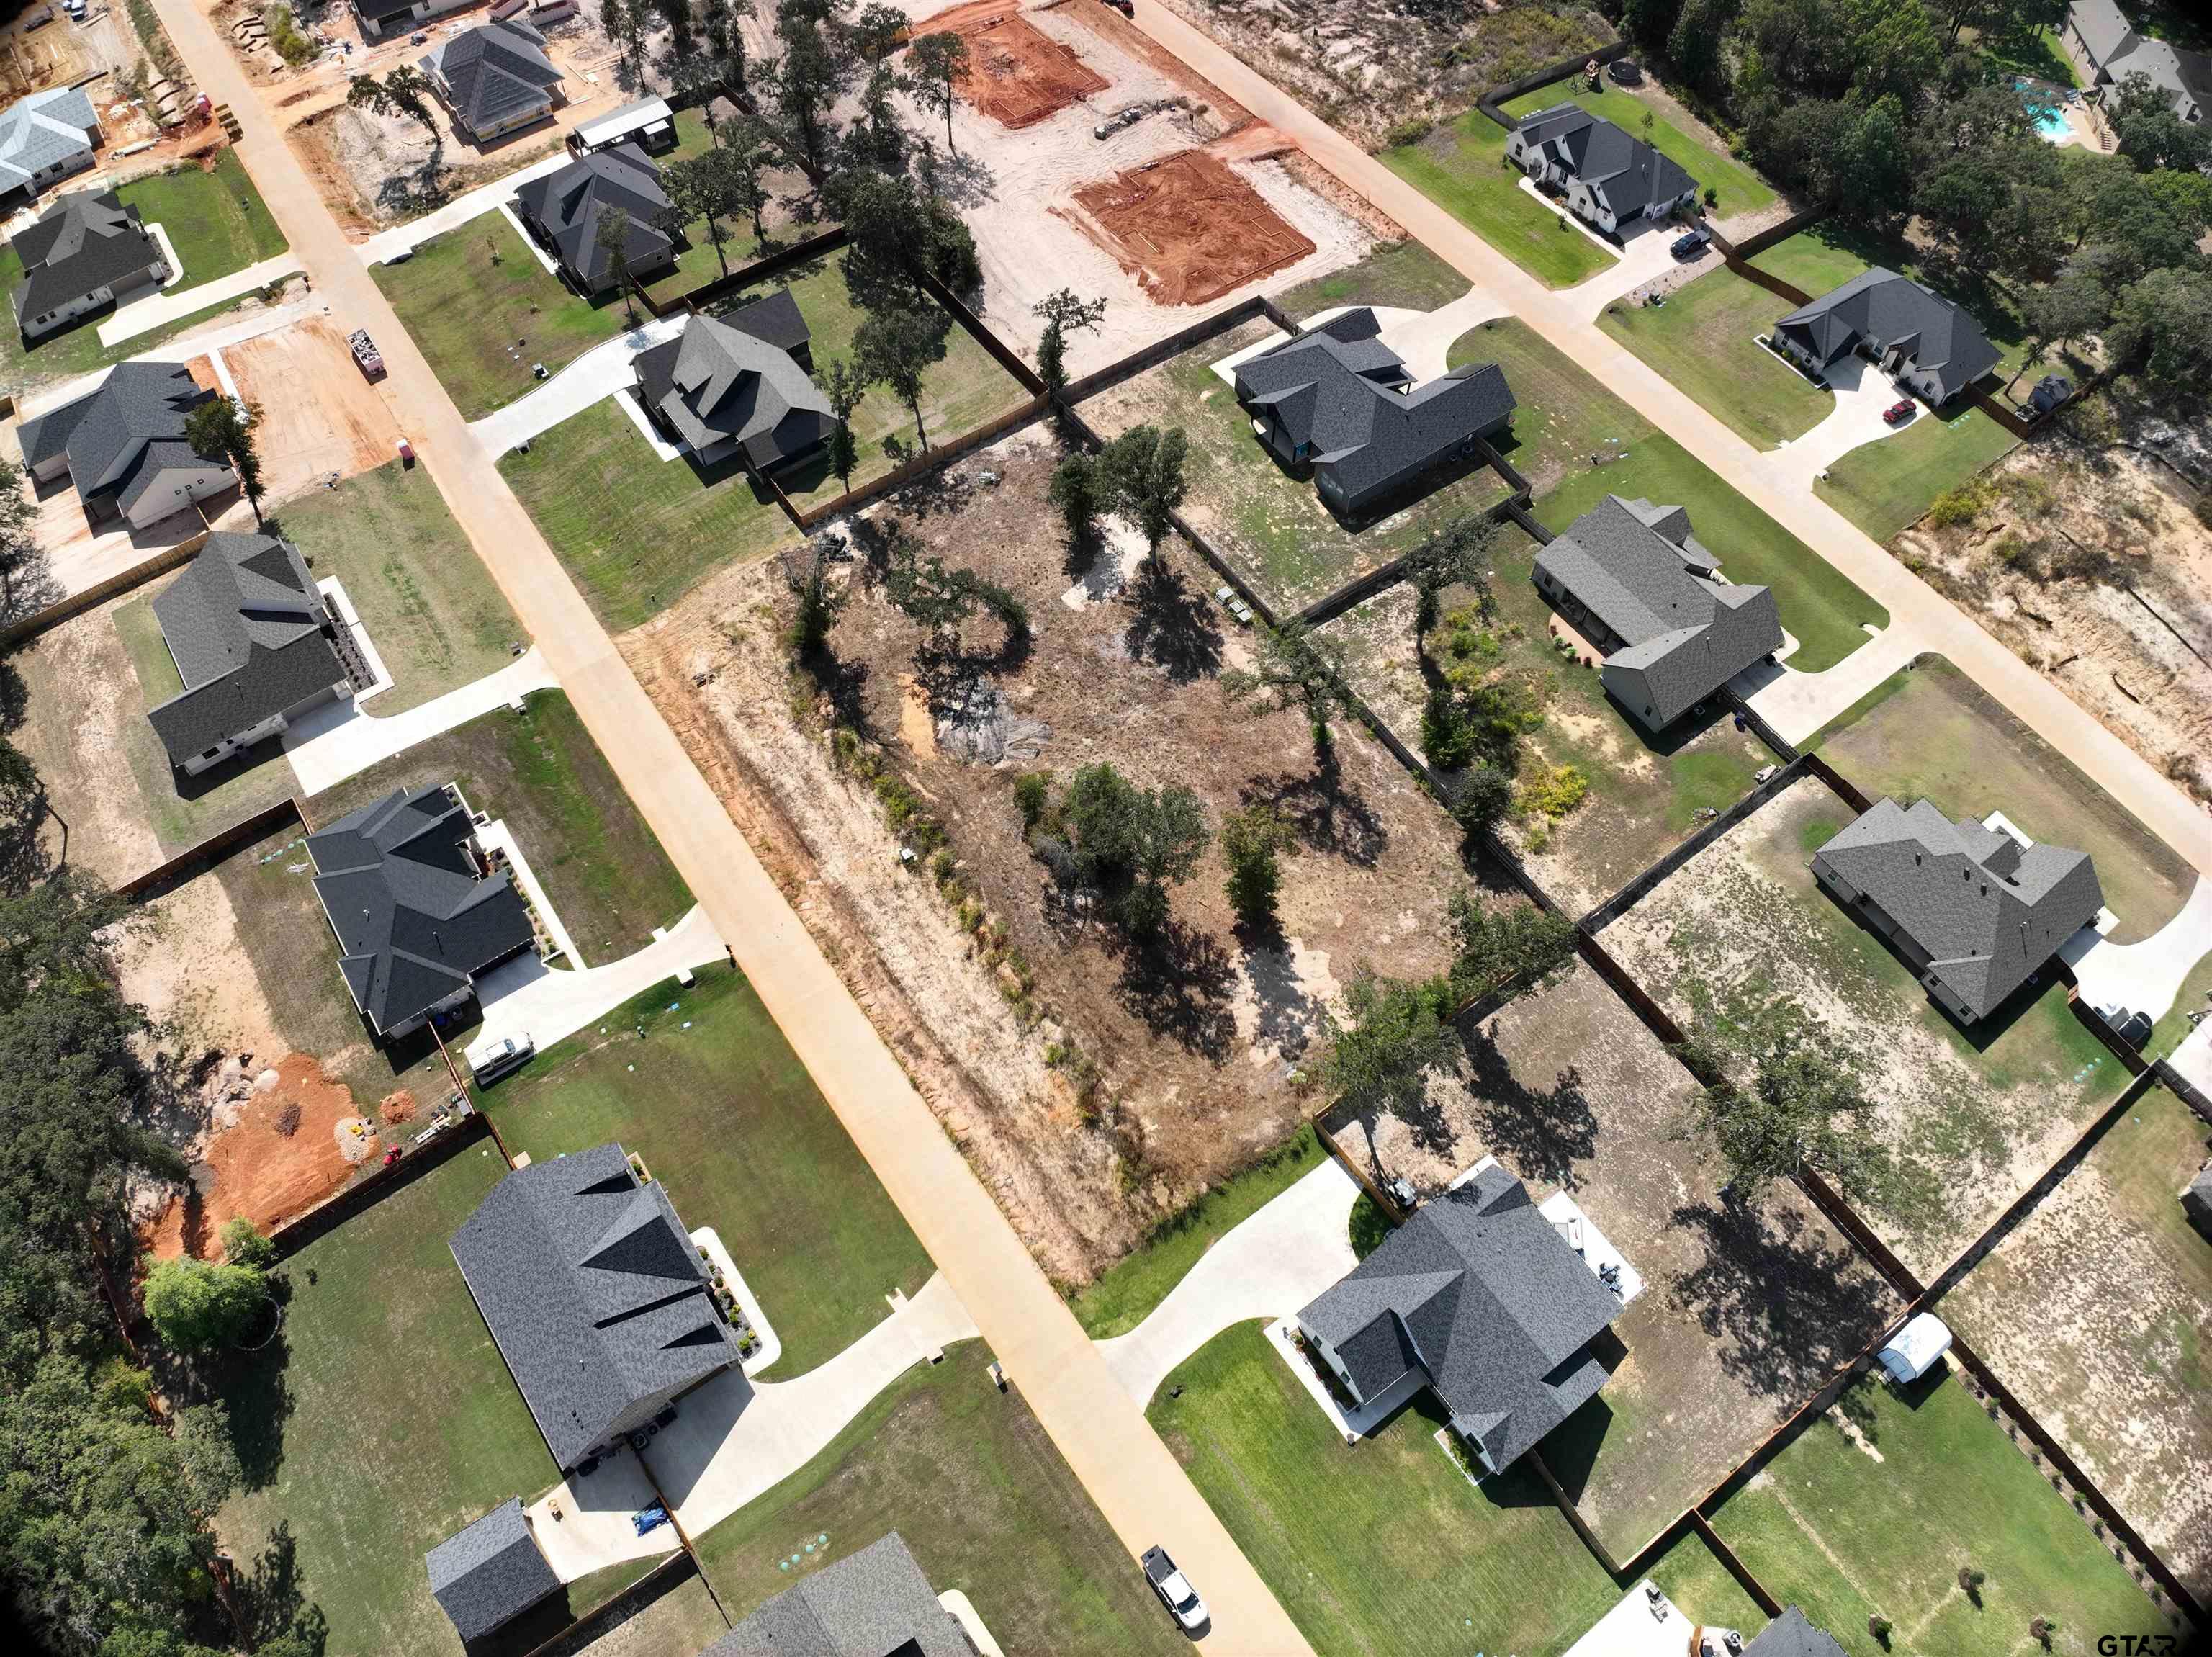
[1110,917,1238,1061]
[1124,558,1223,684]
[1239,749,1388,868]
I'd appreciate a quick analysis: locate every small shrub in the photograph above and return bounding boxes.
[831,726,861,771]
[1928,481,1993,529]
[1993,531,2028,565]
[1702,184,1719,207]
[956,896,983,933]
[1384,116,1434,148]
[1516,763,1588,820]
[1014,771,1050,829]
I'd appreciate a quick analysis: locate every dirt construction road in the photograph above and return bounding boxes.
[144,3,1317,1652]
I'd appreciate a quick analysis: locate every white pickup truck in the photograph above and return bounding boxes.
[464,1033,534,1085]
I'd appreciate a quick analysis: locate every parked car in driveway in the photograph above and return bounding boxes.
[1670,228,1709,259]
[1883,398,1917,426]
[1142,1546,1206,1633]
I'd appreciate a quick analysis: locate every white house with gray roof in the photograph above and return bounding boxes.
[425,1498,562,1645]
[14,361,235,529]
[632,288,834,473]
[1774,270,2000,406]
[1812,797,2104,1023]
[10,189,171,342]
[1296,1163,1629,1476]
[423,18,565,144]
[1506,104,1699,235]
[0,85,100,210]
[2064,0,2208,125]
[702,1532,974,1657]
[1532,494,1781,732]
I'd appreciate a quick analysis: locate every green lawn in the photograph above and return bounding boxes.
[1274,238,1470,322]
[374,214,629,420]
[637,109,823,307]
[271,460,522,716]
[477,961,930,1378]
[1151,1322,1627,1657]
[1974,22,2080,86]
[2148,951,2212,1061]
[691,1350,1187,1657]
[1503,82,1776,220]
[217,1144,562,1657]
[1452,318,1887,670]
[1709,1369,2172,1657]
[499,398,801,632]
[1599,266,1834,448]
[1816,406,2020,544]
[1071,1126,1323,1338]
[1380,109,1614,289]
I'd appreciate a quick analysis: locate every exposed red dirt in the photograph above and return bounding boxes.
[1061,148,1316,306]
[921,1,1110,129]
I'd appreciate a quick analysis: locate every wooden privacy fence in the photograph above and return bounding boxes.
[1475,40,1634,131]
[119,796,304,902]
[1580,755,1808,933]
[1,524,214,650]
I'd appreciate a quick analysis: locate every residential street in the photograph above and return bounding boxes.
[143,4,1320,1651]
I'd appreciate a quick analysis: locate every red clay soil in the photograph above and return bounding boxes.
[148,1055,374,1261]
[1063,148,1316,306]
[920,1,1109,129]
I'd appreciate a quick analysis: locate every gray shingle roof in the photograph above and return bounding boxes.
[634,292,833,469]
[1744,1607,1851,1657]
[19,360,220,502]
[703,1532,970,1657]
[1513,103,1696,219]
[513,143,672,289]
[305,783,536,1033]
[425,1497,562,1644]
[426,19,562,135]
[1776,269,2000,403]
[1533,495,1781,729]
[450,1142,742,1471]
[2069,0,2136,63]
[1298,1164,1624,1471]
[11,189,166,325]
[0,86,97,194]
[1812,796,2103,1021]
[2104,35,2212,117]
[145,532,347,765]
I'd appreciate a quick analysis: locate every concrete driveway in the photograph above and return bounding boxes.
[525,1447,676,1583]
[356,151,575,265]
[2063,876,2212,1025]
[1733,617,1930,745]
[96,251,305,347]
[1094,1157,1359,1407]
[1565,223,1693,318]
[283,647,558,796]
[1756,354,1914,490]
[470,315,685,457]
[472,904,729,1057]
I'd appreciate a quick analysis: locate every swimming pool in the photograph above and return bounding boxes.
[2018,79,2072,142]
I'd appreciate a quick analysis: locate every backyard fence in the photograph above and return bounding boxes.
[629,225,850,322]
[0,524,215,650]
[118,796,305,903]
[1475,40,1635,132]
[261,1108,493,1265]
[516,1553,702,1657]
[1578,754,1809,933]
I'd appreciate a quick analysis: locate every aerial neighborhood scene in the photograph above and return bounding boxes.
[2,0,2210,1654]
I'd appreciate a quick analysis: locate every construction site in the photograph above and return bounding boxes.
[922,0,1110,128]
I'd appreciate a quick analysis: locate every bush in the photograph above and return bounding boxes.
[143,1257,267,1350]
[1014,771,1051,829]
[1927,480,1993,529]
[1703,184,1719,207]
[1221,805,1290,932]
[1516,762,1588,820]
[217,1218,276,1270]
[1384,116,1434,148]
[1421,683,1477,770]
[264,4,318,66]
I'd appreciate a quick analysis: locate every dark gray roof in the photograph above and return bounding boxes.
[1234,307,1515,511]
[704,1532,970,1657]
[353,0,421,21]
[17,359,218,500]
[1513,103,1696,219]
[513,143,672,289]
[1812,796,2103,1020]
[450,1142,742,1471]
[1744,1607,1850,1657]
[1298,1164,1624,1470]
[0,86,97,194]
[305,783,536,1033]
[634,292,832,468]
[1777,269,2000,403]
[425,1498,561,1644]
[1533,495,1781,728]
[426,19,562,134]
[12,189,165,324]
[145,532,348,764]
[2069,0,2136,63]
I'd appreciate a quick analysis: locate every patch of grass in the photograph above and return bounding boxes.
[1502,82,1776,220]
[1975,23,2080,87]
[1816,408,2020,544]
[2148,951,2212,1061]
[1071,1125,1321,1338]
[1149,1322,1623,1657]
[1452,319,1887,671]
[500,398,801,632]
[1599,267,1833,448]
[1274,238,1470,320]
[1668,747,1765,830]
[1709,1369,2171,1656]
[1348,1190,1393,1259]
[310,691,693,962]
[1380,109,1614,289]
[216,1144,559,1657]
[1642,1527,1770,1636]
[478,961,930,1376]
[270,460,521,714]
[570,1572,729,1657]
[638,110,823,307]
[692,1350,1186,1656]
[374,215,629,420]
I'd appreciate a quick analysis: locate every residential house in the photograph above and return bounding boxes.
[0,85,101,210]
[1812,796,2104,1023]
[2064,0,2208,124]
[701,1533,974,1657]
[425,1499,562,1645]
[1506,104,1699,235]
[306,783,538,1038]
[14,361,235,530]
[10,189,171,341]
[1745,1607,1851,1656]
[511,142,677,296]
[1773,270,2000,405]
[1531,494,1781,731]
[1295,1162,1631,1478]
[145,531,359,775]
[2183,1162,2212,1240]
[351,0,474,41]
[450,1142,745,1473]
[632,289,835,473]
[568,94,678,156]
[423,18,565,144]
[1231,307,1515,518]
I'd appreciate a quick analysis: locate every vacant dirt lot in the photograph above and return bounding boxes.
[1326,963,1899,1558]
[622,428,1474,1283]
[1064,147,1317,307]
[225,316,405,505]
[925,0,1110,127]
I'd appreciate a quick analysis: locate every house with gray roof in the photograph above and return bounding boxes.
[10,189,171,341]
[0,86,100,209]
[451,1142,744,1473]
[512,143,677,296]
[1532,494,1781,731]
[425,1498,562,1645]
[351,0,475,41]
[632,289,833,473]
[425,18,565,144]
[703,1532,974,1657]
[1812,797,2104,1023]
[307,783,538,1038]
[1745,1607,1851,1657]
[2064,0,2208,125]
[1774,270,2000,406]
[146,532,358,774]
[1506,103,1699,235]
[1232,307,1515,518]
[14,360,236,530]
[1296,1163,1629,1476]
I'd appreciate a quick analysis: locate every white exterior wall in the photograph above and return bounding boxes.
[176,680,347,775]
[20,256,171,340]
[124,461,235,529]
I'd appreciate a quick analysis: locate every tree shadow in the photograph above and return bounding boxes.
[217,1317,296,1492]
[1238,936,1323,1061]
[1123,558,1221,683]
[1109,918,1237,1061]
[929,145,998,211]
[1455,1020,1598,1193]
[235,1523,326,1653]
[0,542,62,632]
[372,140,450,219]
[1239,751,1387,867]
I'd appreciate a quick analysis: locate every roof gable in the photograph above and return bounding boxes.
[1776,269,2000,400]
[12,189,164,320]
[705,1533,971,1657]
[428,19,562,130]
[514,143,673,285]
[0,86,97,190]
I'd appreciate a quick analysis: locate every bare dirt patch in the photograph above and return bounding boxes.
[223,316,405,506]
[925,0,1111,128]
[113,867,282,1064]
[1061,147,1317,306]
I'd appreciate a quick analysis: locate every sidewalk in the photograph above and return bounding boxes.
[282,646,559,796]
[470,315,685,457]
[96,252,306,347]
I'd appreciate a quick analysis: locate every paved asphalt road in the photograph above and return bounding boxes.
[145,4,1318,1652]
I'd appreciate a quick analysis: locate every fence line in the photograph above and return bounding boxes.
[2154,1057,2212,1126]
[1706,204,1829,264]
[1474,40,1634,132]
[516,1554,703,1657]
[1058,295,1272,406]
[1580,755,1807,933]
[263,1109,492,1263]
[779,395,1052,532]
[631,226,850,321]
[120,796,305,902]
[1689,1510,1784,1619]
[1,525,214,650]
[1527,1445,1623,1575]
